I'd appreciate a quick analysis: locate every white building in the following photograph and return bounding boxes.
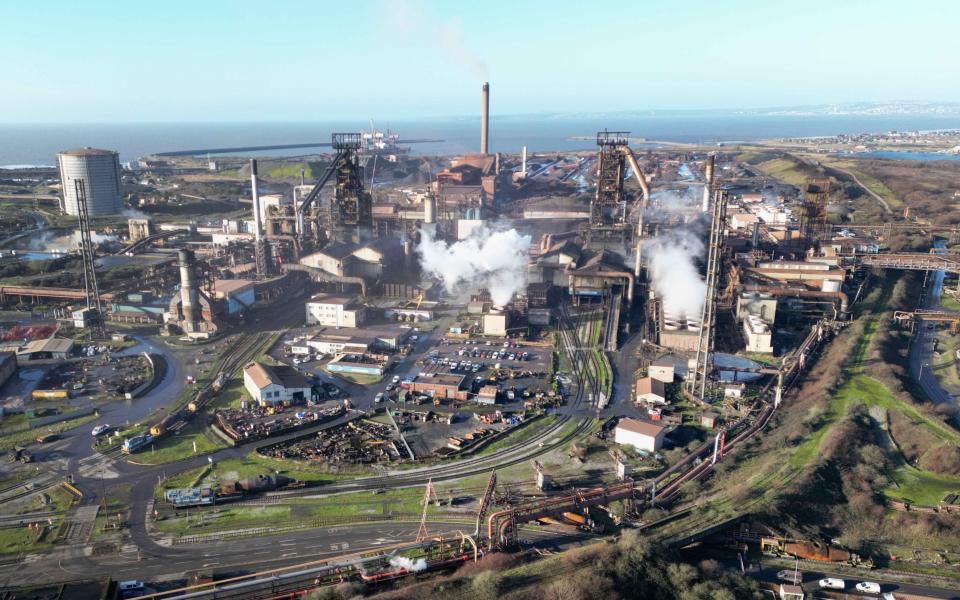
[483,312,508,336]
[648,358,676,384]
[756,206,790,225]
[634,377,667,405]
[614,418,666,453]
[305,294,366,328]
[743,315,774,353]
[242,362,311,406]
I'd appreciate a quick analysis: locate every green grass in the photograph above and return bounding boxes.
[885,465,960,505]
[0,412,99,452]
[755,157,809,187]
[127,419,227,466]
[265,162,317,180]
[0,525,52,556]
[471,415,555,456]
[155,505,291,536]
[940,293,960,312]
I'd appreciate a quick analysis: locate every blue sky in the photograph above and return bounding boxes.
[2,0,958,122]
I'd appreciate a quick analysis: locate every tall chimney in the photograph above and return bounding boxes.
[250,159,263,241]
[178,249,199,325]
[701,154,715,213]
[480,82,490,155]
[521,146,527,177]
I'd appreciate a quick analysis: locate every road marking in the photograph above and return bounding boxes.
[281,552,298,558]
[203,562,221,568]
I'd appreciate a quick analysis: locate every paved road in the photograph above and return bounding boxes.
[747,560,960,599]
[909,241,956,405]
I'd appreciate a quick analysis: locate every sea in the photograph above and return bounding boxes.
[2,114,960,167]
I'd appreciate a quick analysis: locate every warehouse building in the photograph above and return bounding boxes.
[213,279,255,315]
[408,373,468,401]
[242,362,311,406]
[614,418,666,453]
[634,377,667,405]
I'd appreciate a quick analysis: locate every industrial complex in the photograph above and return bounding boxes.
[1,73,960,600]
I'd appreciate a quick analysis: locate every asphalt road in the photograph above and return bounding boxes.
[909,241,956,405]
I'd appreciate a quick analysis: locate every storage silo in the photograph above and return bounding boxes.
[56,147,123,216]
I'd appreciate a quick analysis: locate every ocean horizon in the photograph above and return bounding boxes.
[3,113,960,167]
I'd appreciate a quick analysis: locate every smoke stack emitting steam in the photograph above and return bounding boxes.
[646,228,707,320]
[417,224,530,306]
[481,82,490,155]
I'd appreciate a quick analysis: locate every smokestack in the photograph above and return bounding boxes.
[300,168,305,186]
[250,159,263,241]
[521,146,527,177]
[701,154,715,213]
[752,221,760,247]
[178,249,199,325]
[480,82,490,156]
[424,195,436,224]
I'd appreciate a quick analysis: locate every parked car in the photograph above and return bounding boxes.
[92,424,111,437]
[35,433,59,444]
[374,393,384,403]
[776,570,802,584]
[818,578,845,590]
[392,375,400,383]
[856,582,881,594]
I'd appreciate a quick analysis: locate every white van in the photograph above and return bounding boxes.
[818,578,845,590]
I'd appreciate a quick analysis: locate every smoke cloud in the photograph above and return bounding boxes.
[26,230,116,253]
[122,208,149,220]
[389,556,427,572]
[417,225,530,306]
[645,228,706,318]
[382,0,489,79]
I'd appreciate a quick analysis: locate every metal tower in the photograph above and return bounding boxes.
[415,478,440,542]
[297,133,372,247]
[688,188,728,401]
[74,179,105,338]
[800,179,831,252]
[587,131,632,245]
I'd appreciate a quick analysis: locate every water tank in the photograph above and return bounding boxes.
[56,148,123,216]
[821,280,842,293]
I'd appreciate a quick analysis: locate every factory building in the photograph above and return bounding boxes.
[299,238,402,280]
[408,373,468,401]
[743,315,774,354]
[128,218,154,242]
[57,148,123,216]
[614,418,666,453]
[212,279,255,315]
[305,294,366,328]
[242,362,311,406]
[736,292,778,324]
[648,358,676,384]
[483,312,509,336]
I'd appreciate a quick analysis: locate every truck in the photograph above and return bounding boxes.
[31,389,69,400]
[122,433,154,454]
[776,570,803,584]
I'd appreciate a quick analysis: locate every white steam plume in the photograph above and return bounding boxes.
[122,208,149,220]
[389,556,427,572]
[645,228,706,318]
[382,0,489,79]
[417,225,530,306]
